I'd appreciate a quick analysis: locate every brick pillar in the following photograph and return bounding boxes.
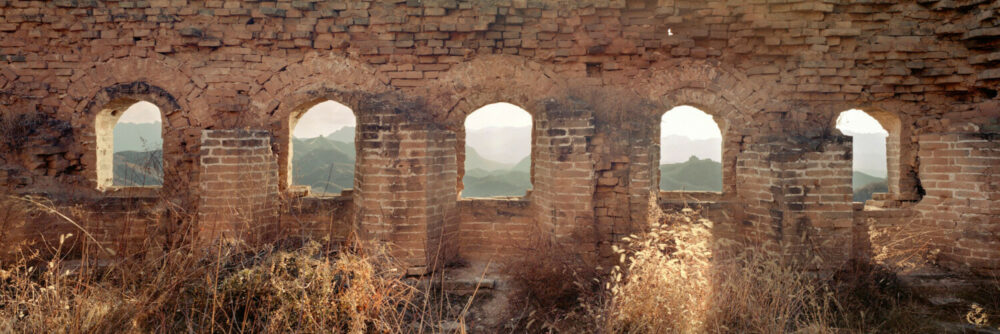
[736,135,854,269]
[197,130,280,243]
[592,103,658,260]
[912,133,1000,274]
[354,99,458,275]
[533,100,596,251]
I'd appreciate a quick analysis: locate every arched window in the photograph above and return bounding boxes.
[659,106,722,192]
[96,101,163,188]
[462,103,532,198]
[289,100,356,197]
[836,109,890,202]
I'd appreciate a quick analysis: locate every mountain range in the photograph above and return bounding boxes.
[114,122,162,152]
[661,135,722,164]
[113,150,163,186]
[660,156,722,191]
[464,126,532,165]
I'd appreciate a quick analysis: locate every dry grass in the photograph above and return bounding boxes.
[0,193,428,333]
[498,202,951,333]
[0,190,988,333]
[603,208,838,334]
[0,236,417,333]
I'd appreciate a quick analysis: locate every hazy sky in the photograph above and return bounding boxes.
[661,106,721,140]
[465,102,532,130]
[836,109,888,136]
[293,101,356,138]
[117,101,161,124]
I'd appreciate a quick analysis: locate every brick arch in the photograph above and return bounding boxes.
[65,57,204,193]
[631,60,776,199]
[636,59,774,124]
[66,57,204,121]
[825,102,923,201]
[77,82,180,192]
[252,55,387,192]
[429,55,564,198]
[252,54,387,118]
[428,55,566,129]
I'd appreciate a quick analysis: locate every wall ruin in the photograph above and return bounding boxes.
[0,0,998,278]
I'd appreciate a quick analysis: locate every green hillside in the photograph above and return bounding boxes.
[325,126,355,143]
[853,171,887,202]
[462,147,530,197]
[511,156,530,173]
[113,150,163,186]
[291,136,355,195]
[659,156,723,192]
[462,170,532,197]
[465,146,514,171]
[852,171,884,191]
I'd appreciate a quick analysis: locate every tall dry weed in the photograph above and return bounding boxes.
[0,231,417,333]
[604,207,837,334]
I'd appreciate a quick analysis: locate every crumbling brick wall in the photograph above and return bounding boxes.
[0,0,997,276]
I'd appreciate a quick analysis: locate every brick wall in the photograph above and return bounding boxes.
[278,195,354,243]
[734,136,854,269]
[458,198,533,263]
[910,133,1000,275]
[353,98,458,274]
[0,1,997,280]
[532,100,596,255]
[198,130,280,243]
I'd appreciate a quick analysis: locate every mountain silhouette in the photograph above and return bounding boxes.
[113,150,163,186]
[659,156,723,191]
[291,136,355,195]
[114,122,162,152]
[466,126,531,165]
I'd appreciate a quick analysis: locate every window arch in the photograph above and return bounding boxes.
[461,102,532,198]
[96,100,163,189]
[836,109,902,202]
[659,106,722,192]
[288,100,357,197]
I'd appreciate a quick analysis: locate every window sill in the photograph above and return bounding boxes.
[100,186,161,198]
[659,191,722,203]
[458,196,530,203]
[860,192,918,211]
[288,186,353,200]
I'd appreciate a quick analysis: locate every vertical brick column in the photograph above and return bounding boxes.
[354,100,458,275]
[533,101,596,251]
[197,130,280,243]
[592,105,659,260]
[736,136,854,269]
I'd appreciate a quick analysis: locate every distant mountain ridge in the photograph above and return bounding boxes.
[291,136,355,195]
[661,135,721,164]
[324,126,355,143]
[462,146,530,197]
[660,156,722,191]
[853,171,887,202]
[113,150,163,186]
[465,126,531,165]
[114,122,162,152]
